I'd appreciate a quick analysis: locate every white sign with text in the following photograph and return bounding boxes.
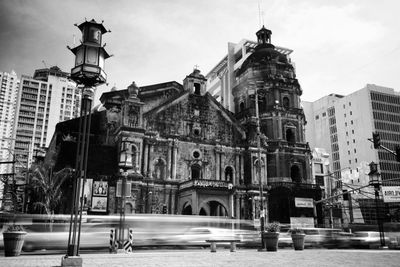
[295,197,314,208]
[382,186,400,203]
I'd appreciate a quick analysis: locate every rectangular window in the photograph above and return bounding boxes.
[314,163,323,174]
[315,115,319,120]
[343,190,349,201]
[315,176,324,186]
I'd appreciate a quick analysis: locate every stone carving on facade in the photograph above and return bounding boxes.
[106,105,121,131]
[125,105,139,127]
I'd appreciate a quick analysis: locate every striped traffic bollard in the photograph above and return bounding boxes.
[128,228,134,252]
[109,228,116,253]
[123,228,134,252]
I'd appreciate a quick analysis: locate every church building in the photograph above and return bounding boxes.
[49,26,323,225]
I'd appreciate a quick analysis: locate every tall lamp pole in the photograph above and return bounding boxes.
[117,140,131,252]
[368,162,386,247]
[252,81,266,249]
[62,19,111,267]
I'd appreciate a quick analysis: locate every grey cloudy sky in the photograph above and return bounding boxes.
[1,0,399,105]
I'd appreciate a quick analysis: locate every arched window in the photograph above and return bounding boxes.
[291,165,301,183]
[225,166,233,182]
[191,164,201,180]
[286,128,295,143]
[253,158,265,184]
[194,83,201,95]
[283,97,290,108]
[154,158,166,180]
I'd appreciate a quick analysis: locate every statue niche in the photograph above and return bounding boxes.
[124,105,140,128]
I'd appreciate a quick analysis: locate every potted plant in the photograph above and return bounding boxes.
[291,228,306,250]
[3,224,27,257]
[263,221,280,251]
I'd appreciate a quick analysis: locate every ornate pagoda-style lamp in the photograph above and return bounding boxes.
[63,19,111,267]
[68,19,111,87]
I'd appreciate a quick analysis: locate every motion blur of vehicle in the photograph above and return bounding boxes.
[0,213,258,251]
[350,231,390,249]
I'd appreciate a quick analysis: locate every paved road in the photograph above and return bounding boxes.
[1,249,400,267]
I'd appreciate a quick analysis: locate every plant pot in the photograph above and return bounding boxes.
[263,232,279,251]
[291,233,306,250]
[3,231,27,257]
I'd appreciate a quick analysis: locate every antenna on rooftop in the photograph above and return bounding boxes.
[258,0,266,27]
[42,60,47,68]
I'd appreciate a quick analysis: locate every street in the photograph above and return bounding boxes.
[1,249,400,267]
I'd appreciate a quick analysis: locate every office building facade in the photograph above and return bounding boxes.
[303,84,400,224]
[0,70,20,209]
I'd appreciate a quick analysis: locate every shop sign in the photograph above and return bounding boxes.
[193,180,229,188]
[382,186,400,203]
[295,197,314,208]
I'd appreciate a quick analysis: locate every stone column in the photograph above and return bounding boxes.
[240,154,244,182]
[172,139,178,180]
[215,149,220,180]
[148,142,154,178]
[167,140,172,179]
[143,141,149,177]
[277,114,282,139]
[191,192,198,215]
[234,150,240,186]
[220,149,225,181]
[229,194,234,218]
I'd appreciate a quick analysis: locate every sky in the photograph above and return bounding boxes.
[1,0,400,106]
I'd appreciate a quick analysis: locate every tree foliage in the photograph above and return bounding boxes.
[27,163,73,215]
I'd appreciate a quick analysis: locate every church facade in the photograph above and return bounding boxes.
[50,26,323,225]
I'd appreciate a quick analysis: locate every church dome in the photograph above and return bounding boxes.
[236,26,291,77]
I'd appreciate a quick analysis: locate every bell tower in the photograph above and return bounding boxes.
[183,68,207,95]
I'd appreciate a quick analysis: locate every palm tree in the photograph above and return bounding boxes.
[27,163,73,215]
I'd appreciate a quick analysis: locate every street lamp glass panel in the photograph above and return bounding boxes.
[85,46,99,65]
[88,27,101,44]
[99,50,105,69]
[75,47,84,66]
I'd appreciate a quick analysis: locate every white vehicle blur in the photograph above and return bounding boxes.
[351,231,390,249]
[168,227,237,246]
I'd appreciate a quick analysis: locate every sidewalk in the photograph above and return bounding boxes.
[1,249,400,267]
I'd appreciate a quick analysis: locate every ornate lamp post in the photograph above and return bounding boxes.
[368,162,386,247]
[62,19,111,267]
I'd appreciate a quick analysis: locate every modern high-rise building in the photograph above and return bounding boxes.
[12,66,81,172]
[0,70,20,209]
[303,84,400,224]
[0,70,20,172]
[1,66,81,211]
